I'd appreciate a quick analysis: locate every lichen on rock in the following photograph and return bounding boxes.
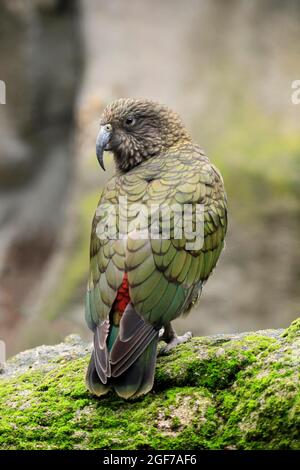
[0,321,299,450]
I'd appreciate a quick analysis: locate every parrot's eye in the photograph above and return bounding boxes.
[124,116,136,127]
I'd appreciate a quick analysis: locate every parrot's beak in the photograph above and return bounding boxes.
[96,125,112,171]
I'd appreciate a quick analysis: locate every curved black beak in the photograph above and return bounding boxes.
[96,125,112,171]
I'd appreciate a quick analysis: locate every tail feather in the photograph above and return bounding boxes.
[136,334,159,397]
[86,304,159,399]
[93,320,110,383]
[114,334,159,399]
[85,351,110,397]
[111,322,158,377]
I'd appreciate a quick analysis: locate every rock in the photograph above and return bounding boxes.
[0,319,299,450]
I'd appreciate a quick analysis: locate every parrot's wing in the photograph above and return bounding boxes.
[126,151,227,326]
[85,178,162,387]
[85,183,161,394]
[85,189,126,331]
[85,187,128,385]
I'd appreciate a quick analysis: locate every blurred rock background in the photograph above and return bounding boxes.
[0,0,299,356]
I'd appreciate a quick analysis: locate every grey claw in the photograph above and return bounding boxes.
[158,331,192,356]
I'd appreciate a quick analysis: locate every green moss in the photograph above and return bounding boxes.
[0,320,299,449]
[281,317,300,341]
[156,335,275,391]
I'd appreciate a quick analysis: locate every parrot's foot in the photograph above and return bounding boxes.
[158,322,192,355]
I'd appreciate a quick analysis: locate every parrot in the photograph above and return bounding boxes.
[85,98,227,399]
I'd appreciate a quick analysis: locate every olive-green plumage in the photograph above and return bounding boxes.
[85,98,227,399]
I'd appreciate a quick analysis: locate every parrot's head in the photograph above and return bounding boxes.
[96,98,191,172]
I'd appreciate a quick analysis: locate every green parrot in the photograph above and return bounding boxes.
[85,98,227,399]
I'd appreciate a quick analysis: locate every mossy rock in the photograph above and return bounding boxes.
[0,320,299,450]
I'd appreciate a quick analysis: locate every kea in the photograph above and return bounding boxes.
[85,98,227,399]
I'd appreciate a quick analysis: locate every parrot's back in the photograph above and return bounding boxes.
[85,144,227,399]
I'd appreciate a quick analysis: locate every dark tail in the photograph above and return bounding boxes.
[86,305,159,399]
